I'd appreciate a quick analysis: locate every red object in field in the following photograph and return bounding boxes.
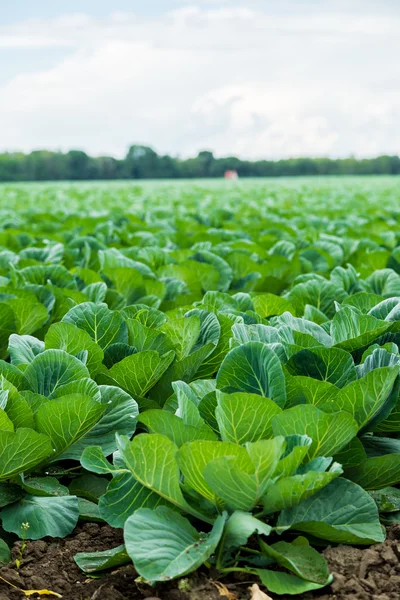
[224,170,239,180]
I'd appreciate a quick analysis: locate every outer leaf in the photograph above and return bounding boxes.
[35,394,106,458]
[8,334,44,366]
[118,433,208,521]
[285,376,339,409]
[78,498,103,521]
[203,456,261,511]
[358,347,400,377]
[333,367,399,430]
[173,381,202,426]
[260,538,330,585]
[0,304,18,359]
[0,429,53,481]
[342,293,384,313]
[45,322,104,376]
[124,506,226,582]
[277,312,333,346]
[0,409,14,432]
[285,347,356,388]
[361,435,400,457]
[252,294,294,318]
[334,437,367,468]
[138,410,217,446]
[20,477,69,497]
[69,474,108,503]
[247,438,287,485]
[286,279,346,318]
[331,306,392,351]
[216,342,286,407]
[60,385,139,459]
[150,343,215,404]
[345,454,400,490]
[0,482,23,507]
[262,464,343,514]
[49,377,101,403]
[160,316,201,360]
[216,391,282,444]
[1,495,79,539]
[0,361,28,390]
[99,472,166,528]
[272,405,358,460]
[277,478,384,544]
[369,296,400,319]
[203,438,285,511]
[62,302,128,349]
[103,343,136,369]
[83,281,107,304]
[196,313,236,379]
[178,440,253,505]
[0,539,10,565]
[2,386,35,429]
[74,545,130,574]
[81,446,118,474]
[190,250,233,292]
[106,350,175,398]
[24,349,89,397]
[6,295,48,335]
[257,570,332,595]
[273,435,312,478]
[222,511,272,561]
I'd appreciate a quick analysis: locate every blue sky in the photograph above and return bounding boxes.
[1,1,400,158]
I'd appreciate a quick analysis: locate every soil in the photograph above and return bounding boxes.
[1,523,400,600]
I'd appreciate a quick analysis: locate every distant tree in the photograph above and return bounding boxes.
[197,151,214,177]
[66,150,91,180]
[96,157,119,180]
[125,145,160,179]
[0,145,399,181]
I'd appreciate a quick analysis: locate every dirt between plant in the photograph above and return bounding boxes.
[1,522,400,600]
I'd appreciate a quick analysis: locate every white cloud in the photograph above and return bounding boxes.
[0,3,400,158]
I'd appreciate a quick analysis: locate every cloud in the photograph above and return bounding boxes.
[0,3,400,158]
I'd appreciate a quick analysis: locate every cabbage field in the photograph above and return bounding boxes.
[1,178,400,599]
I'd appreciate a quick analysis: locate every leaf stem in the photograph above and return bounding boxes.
[239,546,263,555]
[218,567,253,574]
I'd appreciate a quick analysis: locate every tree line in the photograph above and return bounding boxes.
[1,145,400,181]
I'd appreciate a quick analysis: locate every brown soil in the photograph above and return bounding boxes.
[317,523,400,600]
[0,523,234,600]
[1,523,400,600]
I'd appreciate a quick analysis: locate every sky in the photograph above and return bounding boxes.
[1,0,400,160]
